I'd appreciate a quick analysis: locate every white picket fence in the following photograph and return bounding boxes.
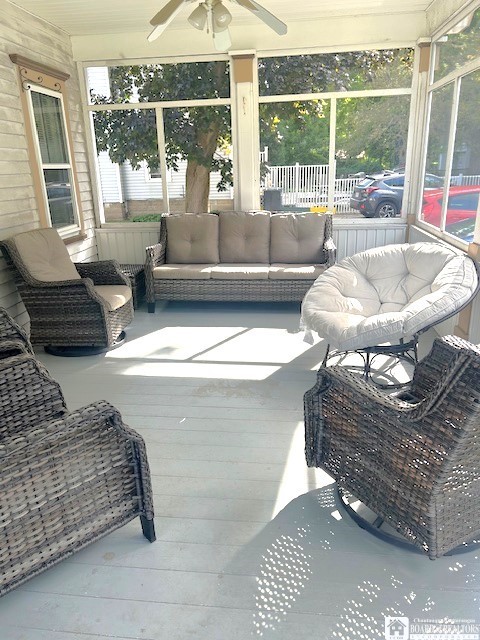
[262,164,480,213]
[262,163,360,212]
[451,174,480,186]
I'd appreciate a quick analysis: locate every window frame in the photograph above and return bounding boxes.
[256,49,414,216]
[10,54,85,241]
[83,57,233,221]
[416,5,480,248]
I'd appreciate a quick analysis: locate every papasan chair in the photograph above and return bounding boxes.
[301,242,479,383]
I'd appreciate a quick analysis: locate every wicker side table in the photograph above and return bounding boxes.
[119,264,146,309]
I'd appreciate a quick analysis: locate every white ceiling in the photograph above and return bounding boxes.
[9,0,432,36]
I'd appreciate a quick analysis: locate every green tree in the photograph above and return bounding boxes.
[92,61,231,213]
[93,50,412,212]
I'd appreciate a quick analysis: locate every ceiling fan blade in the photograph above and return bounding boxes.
[230,0,287,35]
[150,0,187,25]
[212,27,232,51]
[148,0,189,40]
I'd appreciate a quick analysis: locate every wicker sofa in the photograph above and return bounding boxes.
[145,211,335,312]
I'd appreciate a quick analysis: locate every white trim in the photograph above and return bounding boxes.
[77,61,105,226]
[429,55,480,91]
[259,87,412,104]
[88,97,232,111]
[81,54,230,69]
[155,107,170,213]
[256,40,422,58]
[25,84,81,234]
[438,77,462,232]
[430,0,480,41]
[328,98,336,211]
[402,42,427,218]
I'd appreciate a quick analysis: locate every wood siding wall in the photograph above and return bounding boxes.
[0,0,97,328]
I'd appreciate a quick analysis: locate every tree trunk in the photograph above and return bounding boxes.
[185,120,221,213]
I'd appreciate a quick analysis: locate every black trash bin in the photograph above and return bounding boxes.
[263,188,282,211]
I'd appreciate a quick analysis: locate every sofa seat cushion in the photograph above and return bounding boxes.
[210,264,269,280]
[166,214,220,264]
[219,211,270,263]
[94,285,132,311]
[270,213,326,264]
[153,264,214,280]
[269,264,328,280]
[12,228,81,282]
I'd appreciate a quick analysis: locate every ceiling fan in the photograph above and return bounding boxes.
[147,0,287,51]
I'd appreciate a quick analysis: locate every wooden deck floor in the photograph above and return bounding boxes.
[1,302,479,639]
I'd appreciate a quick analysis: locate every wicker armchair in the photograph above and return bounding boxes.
[0,306,33,357]
[0,352,155,597]
[304,335,480,559]
[0,228,134,354]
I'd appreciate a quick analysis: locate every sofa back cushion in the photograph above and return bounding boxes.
[219,211,271,263]
[12,228,81,282]
[166,214,220,264]
[270,213,326,264]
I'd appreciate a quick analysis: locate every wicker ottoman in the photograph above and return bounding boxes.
[120,264,146,309]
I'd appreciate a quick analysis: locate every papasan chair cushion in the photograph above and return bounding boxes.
[301,242,479,352]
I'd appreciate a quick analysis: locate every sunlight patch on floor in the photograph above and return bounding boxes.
[271,421,333,518]
[106,326,246,360]
[198,328,315,364]
[120,361,281,380]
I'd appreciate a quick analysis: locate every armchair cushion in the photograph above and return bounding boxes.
[166,214,219,264]
[219,211,270,263]
[94,285,132,311]
[270,213,326,264]
[12,228,80,282]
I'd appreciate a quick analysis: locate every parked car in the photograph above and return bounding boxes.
[350,172,444,218]
[444,217,475,243]
[421,185,480,227]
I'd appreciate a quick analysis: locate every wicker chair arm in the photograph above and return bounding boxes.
[75,261,130,286]
[0,399,154,519]
[145,242,166,268]
[409,335,480,400]
[0,354,67,438]
[0,339,30,357]
[305,349,477,470]
[0,400,143,458]
[323,237,337,266]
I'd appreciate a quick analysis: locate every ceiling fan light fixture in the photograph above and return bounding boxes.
[212,1,232,31]
[188,3,208,30]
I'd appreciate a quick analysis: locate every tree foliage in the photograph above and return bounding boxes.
[92,50,413,211]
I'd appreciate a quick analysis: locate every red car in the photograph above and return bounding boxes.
[422,185,480,227]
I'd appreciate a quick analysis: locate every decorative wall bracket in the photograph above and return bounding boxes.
[9,54,69,93]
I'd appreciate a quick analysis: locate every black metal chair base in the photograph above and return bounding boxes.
[323,338,418,389]
[44,331,126,357]
[337,485,480,557]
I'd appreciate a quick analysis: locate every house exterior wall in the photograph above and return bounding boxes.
[0,0,97,327]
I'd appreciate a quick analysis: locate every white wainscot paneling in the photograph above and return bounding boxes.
[96,219,408,266]
[333,219,408,261]
[96,223,160,264]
